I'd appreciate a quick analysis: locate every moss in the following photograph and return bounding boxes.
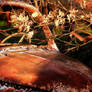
[0,21,7,27]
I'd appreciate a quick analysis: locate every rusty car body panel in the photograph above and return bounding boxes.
[0,0,92,92]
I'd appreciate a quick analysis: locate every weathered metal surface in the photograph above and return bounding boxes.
[0,80,49,92]
[0,0,92,92]
[0,45,92,91]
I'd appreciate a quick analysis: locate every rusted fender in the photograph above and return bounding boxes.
[0,47,92,91]
[0,0,58,51]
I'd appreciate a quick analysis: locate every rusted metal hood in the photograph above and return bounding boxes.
[0,45,92,91]
[0,0,92,92]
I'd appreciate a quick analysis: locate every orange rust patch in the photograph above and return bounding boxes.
[0,51,92,90]
[0,53,49,85]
